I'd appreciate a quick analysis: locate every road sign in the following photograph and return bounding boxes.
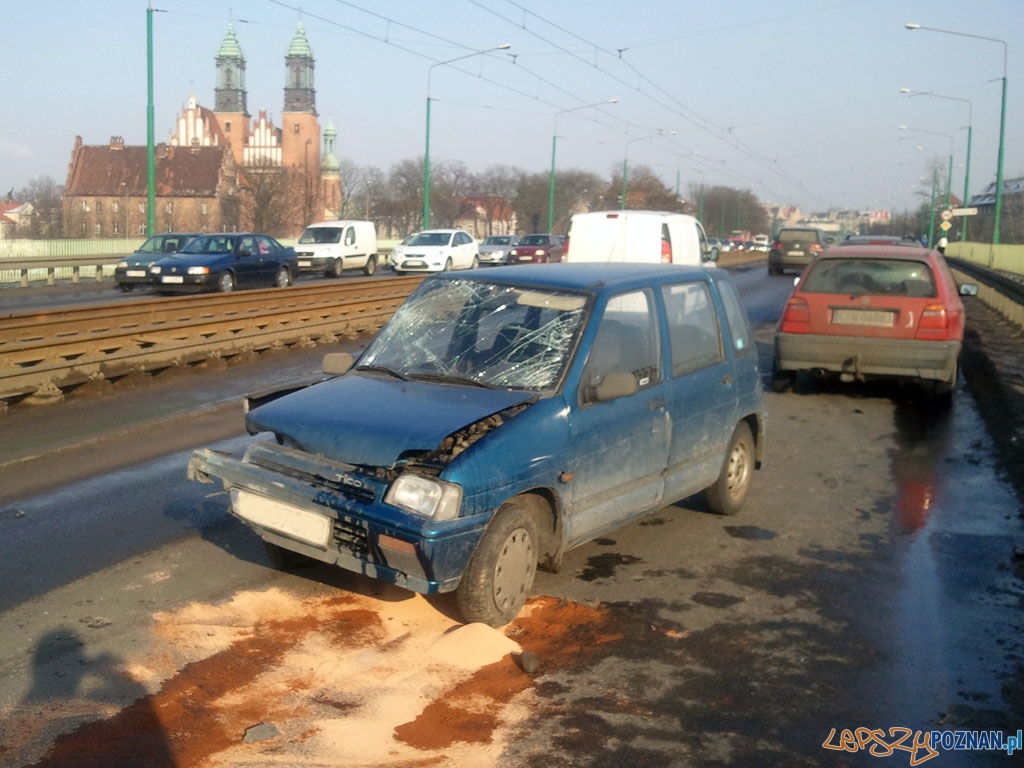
[952,207,978,216]
[940,221,952,232]
[940,209,953,221]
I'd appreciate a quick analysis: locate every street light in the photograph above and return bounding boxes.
[899,124,954,209]
[549,98,618,232]
[901,87,973,240]
[906,23,1007,244]
[424,44,511,228]
[621,130,676,211]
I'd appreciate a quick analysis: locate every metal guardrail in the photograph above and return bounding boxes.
[948,257,1024,330]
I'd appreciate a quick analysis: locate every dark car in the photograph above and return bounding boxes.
[768,227,832,275]
[189,263,766,626]
[510,234,565,264]
[115,232,198,292]
[773,245,978,398]
[149,233,297,293]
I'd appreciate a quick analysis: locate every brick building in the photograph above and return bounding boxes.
[63,23,340,238]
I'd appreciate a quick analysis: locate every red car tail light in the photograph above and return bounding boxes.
[916,303,951,339]
[661,237,672,263]
[780,296,810,333]
[809,243,823,254]
[563,236,570,256]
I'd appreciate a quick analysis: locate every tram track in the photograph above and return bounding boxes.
[0,276,423,406]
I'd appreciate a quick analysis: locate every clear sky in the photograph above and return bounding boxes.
[3,0,1021,215]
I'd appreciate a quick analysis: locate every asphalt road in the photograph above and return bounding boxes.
[1,267,1022,767]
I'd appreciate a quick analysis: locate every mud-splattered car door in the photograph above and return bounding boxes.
[563,288,670,547]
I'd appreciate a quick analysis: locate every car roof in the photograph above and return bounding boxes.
[431,262,722,292]
[817,244,936,262]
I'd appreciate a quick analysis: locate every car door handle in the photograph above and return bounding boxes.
[649,397,666,411]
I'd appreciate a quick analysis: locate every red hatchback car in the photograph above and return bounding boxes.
[510,234,565,264]
[772,245,978,398]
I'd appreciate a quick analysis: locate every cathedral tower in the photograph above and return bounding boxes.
[281,22,320,171]
[213,24,250,166]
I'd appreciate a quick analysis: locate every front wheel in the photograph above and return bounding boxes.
[218,272,235,293]
[469,255,479,270]
[456,500,539,627]
[329,258,343,278]
[705,421,756,515]
[442,258,453,272]
[274,267,292,288]
[118,283,134,293]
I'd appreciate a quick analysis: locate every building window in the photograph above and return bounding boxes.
[96,200,103,213]
[201,203,208,215]
[80,222,86,235]
[165,202,173,214]
[113,221,120,234]
[225,121,231,133]
[139,202,146,213]
[95,222,102,235]
[113,201,120,213]
[80,201,89,212]
[138,224,147,235]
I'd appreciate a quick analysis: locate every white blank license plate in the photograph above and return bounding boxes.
[831,308,894,327]
[298,260,312,267]
[161,275,184,284]
[126,269,147,277]
[231,490,332,547]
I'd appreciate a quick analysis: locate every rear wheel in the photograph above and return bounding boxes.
[218,272,235,293]
[456,499,539,627]
[274,267,292,288]
[705,421,755,516]
[771,359,796,393]
[363,255,377,276]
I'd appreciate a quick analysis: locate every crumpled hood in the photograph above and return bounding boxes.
[245,373,536,468]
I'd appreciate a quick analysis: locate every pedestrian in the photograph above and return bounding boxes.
[937,235,948,255]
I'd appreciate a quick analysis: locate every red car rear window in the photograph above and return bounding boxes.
[801,258,936,298]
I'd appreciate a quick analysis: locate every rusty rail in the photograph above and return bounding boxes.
[0,276,422,404]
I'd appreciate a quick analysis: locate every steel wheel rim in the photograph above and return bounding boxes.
[726,441,751,501]
[492,527,535,612]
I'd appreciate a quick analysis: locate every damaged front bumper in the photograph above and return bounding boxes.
[187,441,487,594]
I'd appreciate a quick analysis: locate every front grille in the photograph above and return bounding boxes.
[333,515,370,557]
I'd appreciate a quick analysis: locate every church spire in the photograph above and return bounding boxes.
[283,22,316,115]
[214,23,248,115]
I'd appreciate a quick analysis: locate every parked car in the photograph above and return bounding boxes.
[772,245,978,398]
[477,234,520,266]
[767,227,832,275]
[391,229,479,274]
[510,234,565,264]
[294,220,379,278]
[115,232,198,292]
[149,233,297,293]
[188,263,766,626]
[565,211,715,266]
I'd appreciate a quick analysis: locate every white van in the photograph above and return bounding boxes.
[564,211,717,266]
[295,220,379,277]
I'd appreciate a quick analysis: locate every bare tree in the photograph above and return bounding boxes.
[239,158,292,236]
[17,176,64,239]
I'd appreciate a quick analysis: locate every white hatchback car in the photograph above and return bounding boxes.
[392,229,479,274]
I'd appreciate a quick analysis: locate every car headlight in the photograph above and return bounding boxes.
[385,474,462,520]
[187,266,210,275]
[150,265,161,274]
[118,260,129,268]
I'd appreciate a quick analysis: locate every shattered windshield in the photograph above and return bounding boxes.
[360,278,588,391]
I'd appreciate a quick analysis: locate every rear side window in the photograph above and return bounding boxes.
[780,230,820,244]
[802,258,936,297]
[716,280,752,355]
[661,282,724,376]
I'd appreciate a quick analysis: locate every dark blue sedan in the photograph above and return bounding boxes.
[149,233,297,293]
[188,263,766,625]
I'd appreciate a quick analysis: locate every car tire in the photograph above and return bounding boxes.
[443,258,453,272]
[274,267,292,288]
[363,255,377,276]
[705,421,755,516]
[263,540,313,570]
[394,269,405,276]
[928,360,957,405]
[330,259,343,278]
[770,359,795,393]
[118,283,134,293]
[218,272,235,293]
[455,499,539,627]
[470,255,479,270]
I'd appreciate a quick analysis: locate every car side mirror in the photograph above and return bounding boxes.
[322,352,354,375]
[594,372,638,402]
[703,245,719,263]
[959,283,979,297]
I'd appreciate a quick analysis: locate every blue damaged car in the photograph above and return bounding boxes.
[188,263,766,626]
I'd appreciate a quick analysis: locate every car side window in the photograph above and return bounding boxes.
[238,236,256,255]
[581,290,659,405]
[344,227,355,245]
[716,280,752,355]
[661,282,724,376]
